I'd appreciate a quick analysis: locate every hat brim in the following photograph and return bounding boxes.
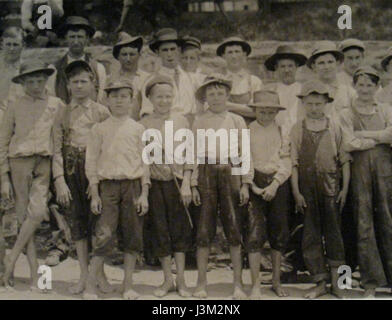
[341,45,365,53]
[104,85,133,93]
[12,68,55,84]
[57,24,96,38]
[149,39,184,53]
[113,37,144,59]
[264,53,308,71]
[248,103,286,111]
[381,55,392,71]
[216,41,251,57]
[306,50,344,69]
[297,93,334,103]
[195,80,232,102]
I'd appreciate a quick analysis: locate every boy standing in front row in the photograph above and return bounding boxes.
[191,75,252,299]
[290,81,350,299]
[0,60,63,291]
[84,79,150,300]
[246,90,291,299]
[52,60,112,295]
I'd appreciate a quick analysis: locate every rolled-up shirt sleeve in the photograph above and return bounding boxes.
[274,130,292,185]
[289,123,301,168]
[52,103,66,179]
[0,105,15,176]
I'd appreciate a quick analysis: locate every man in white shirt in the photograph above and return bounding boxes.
[337,38,365,88]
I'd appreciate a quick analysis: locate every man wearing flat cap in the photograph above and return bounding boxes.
[47,16,106,104]
[264,44,307,129]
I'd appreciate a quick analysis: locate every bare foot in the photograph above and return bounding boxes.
[249,286,262,300]
[233,285,247,300]
[83,278,99,300]
[123,288,140,300]
[272,284,289,297]
[193,283,208,299]
[154,281,176,298]
[176,278,191,298]
[97,276,115,294]
[304,283,327,299]
[68,278,86,295]
[363,288,376,299]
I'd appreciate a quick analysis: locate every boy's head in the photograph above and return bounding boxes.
[104,79,133,117]
[249,91,285,127]
[145,75,174,115]
[307,41,344,82]
[149,28,183,69]
[297,81,334,120]
[196,74,232,113]
[12,60,54,97]
[181,36,201,73]
[217,37,251,71]
[65,60,95,101]
[339,39,365,76]
[1,27,24,62]
[113,33,143,70]
[353,66,380,101]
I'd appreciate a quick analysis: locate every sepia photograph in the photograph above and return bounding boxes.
[0,0,391,305]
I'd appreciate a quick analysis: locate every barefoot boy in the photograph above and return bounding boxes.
[140,75,193,298]
[290,80,350,299]
[0,60,62,291]
[52,60,111,295]
[247,90,291,299]
[84,79,150,300]
[191,75,252,299]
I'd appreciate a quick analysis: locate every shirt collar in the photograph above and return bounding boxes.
[70,98,92,110]
[206,109,228,119]
[226,68,248,78]
[67,54,87,64]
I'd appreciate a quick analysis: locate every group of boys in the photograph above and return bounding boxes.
[1,13,392,300]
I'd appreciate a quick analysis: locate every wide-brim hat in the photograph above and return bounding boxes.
[264,45,307,71]
[113,32,143,60]
[353,66,380,82]
[104,78,134,94]
[306,41,344,69]
[182,35,201,50]
[381,47,392,71]
[12,60,55,84]
[65,60,93,77]
[195,74,232,102]
[149,28,184,53]
[339,38,365,53]
[248,90,286,110]
[57,16,96,38]
[216,36,251,57]
[145,75,174,97]
[297,80,334,103]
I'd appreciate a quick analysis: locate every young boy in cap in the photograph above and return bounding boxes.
[290,80,350,299]
[110,32,149,120]
[340,66,392,298]
[84,78,149,300]
[191,74,252,299]
[0,60,63,291]
[47,16,106,104]
[52,60,111,295]
[140,75,193,298]
[142,28,197,118]
[246,90,291,299]
[338,38,365,88]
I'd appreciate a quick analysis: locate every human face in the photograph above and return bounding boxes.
[302,94,328,120]
[148,84,174,115]
[2,36,23,62]
[256,108,279,127]
[276,59,297,85]
[21,73,48,98]
[181,48,199,72]
[68,71,93,101]
[118,46,140,71]
[205,85,229,113]
[354,75,378,103]
[344,48,364,76]
[65,29,89,57]
[108,88,133,117]
[158,42,180,69]
[312,53,338,82]
[222,45,247,71]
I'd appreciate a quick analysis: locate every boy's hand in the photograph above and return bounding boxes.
[54,176,72,208]
[251,182,263,196]
[1,174,13,201]
[180,182,192,208]
[192,187,201,206]
[239,184,250,206]
[136,195,149,216]
[336,189,348,213]
[91,195,102,215]
[261,180,279,202]
[294,192,307,214]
